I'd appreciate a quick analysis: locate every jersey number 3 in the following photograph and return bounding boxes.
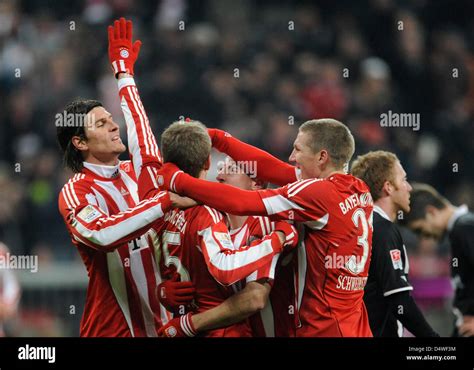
[346,208,372,275]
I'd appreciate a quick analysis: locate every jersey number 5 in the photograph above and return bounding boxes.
[160,231,191,282]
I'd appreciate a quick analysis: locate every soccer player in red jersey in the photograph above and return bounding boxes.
[215,157,298,337]
[56,18,196,337]
[157,119,375,337]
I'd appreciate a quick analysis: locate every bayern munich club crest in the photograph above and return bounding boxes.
[166,327,177,337]
[120,48,129,58]
[157,175,164,187]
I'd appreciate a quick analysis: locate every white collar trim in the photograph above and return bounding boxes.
[83,161,120,179]
[373,205,392,222]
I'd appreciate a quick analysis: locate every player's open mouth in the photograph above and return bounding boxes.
[112,136,121,142]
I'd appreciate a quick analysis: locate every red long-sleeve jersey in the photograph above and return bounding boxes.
[229,216,298,337]
[165,167,374,337]
[208,128,299,186]
[150,206,284,337]
[58,78,168,337]
[118,77,163,199]
[58,162,172,337]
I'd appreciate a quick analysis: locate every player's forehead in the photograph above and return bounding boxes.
[294,130,310,148]
[87,106,109,121]
[393,160,406,178]
[84,106,111,132]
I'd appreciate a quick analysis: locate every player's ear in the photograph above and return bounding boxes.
[382,180,392,196]
[319,149,327,161]
[318,149,330,166]
[203,156,211,171]
[252,178,267,190]
[251,180,262,191]
[72,135,88,152]
[425,205,438,219]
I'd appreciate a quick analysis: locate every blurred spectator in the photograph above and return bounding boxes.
[0,242,21,336]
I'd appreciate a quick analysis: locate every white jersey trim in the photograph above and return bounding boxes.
[107,251,135,336]
[262,195,304,215]
[383,286,413,297]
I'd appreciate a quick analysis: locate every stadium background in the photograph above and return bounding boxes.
[0,0,472,336]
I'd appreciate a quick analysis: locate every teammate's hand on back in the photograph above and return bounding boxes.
[274,222,299,251]
[169,192,198,209]
[108,17,142,77]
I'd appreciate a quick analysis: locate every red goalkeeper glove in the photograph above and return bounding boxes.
[158,313,197,337]
[273,221,298,250]
[157,275,196,313]
[108,17,142,77]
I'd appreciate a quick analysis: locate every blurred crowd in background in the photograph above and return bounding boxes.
[0,0,473,335]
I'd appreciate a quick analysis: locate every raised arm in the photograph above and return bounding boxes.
[209,128,298,186]
[118,76,161,177]
[108,17,162,200]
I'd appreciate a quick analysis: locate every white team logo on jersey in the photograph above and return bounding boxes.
[166,326,177,337]
[214,232,234,249]
[77,205,101,223]
[390,249,403,270]
[157,175,164,187]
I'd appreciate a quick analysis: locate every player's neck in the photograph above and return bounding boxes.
[374,198,397,222]
[84,154,120,167]
[198,169,209,180]
[321,167,346,179]
[227,214,247,230]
